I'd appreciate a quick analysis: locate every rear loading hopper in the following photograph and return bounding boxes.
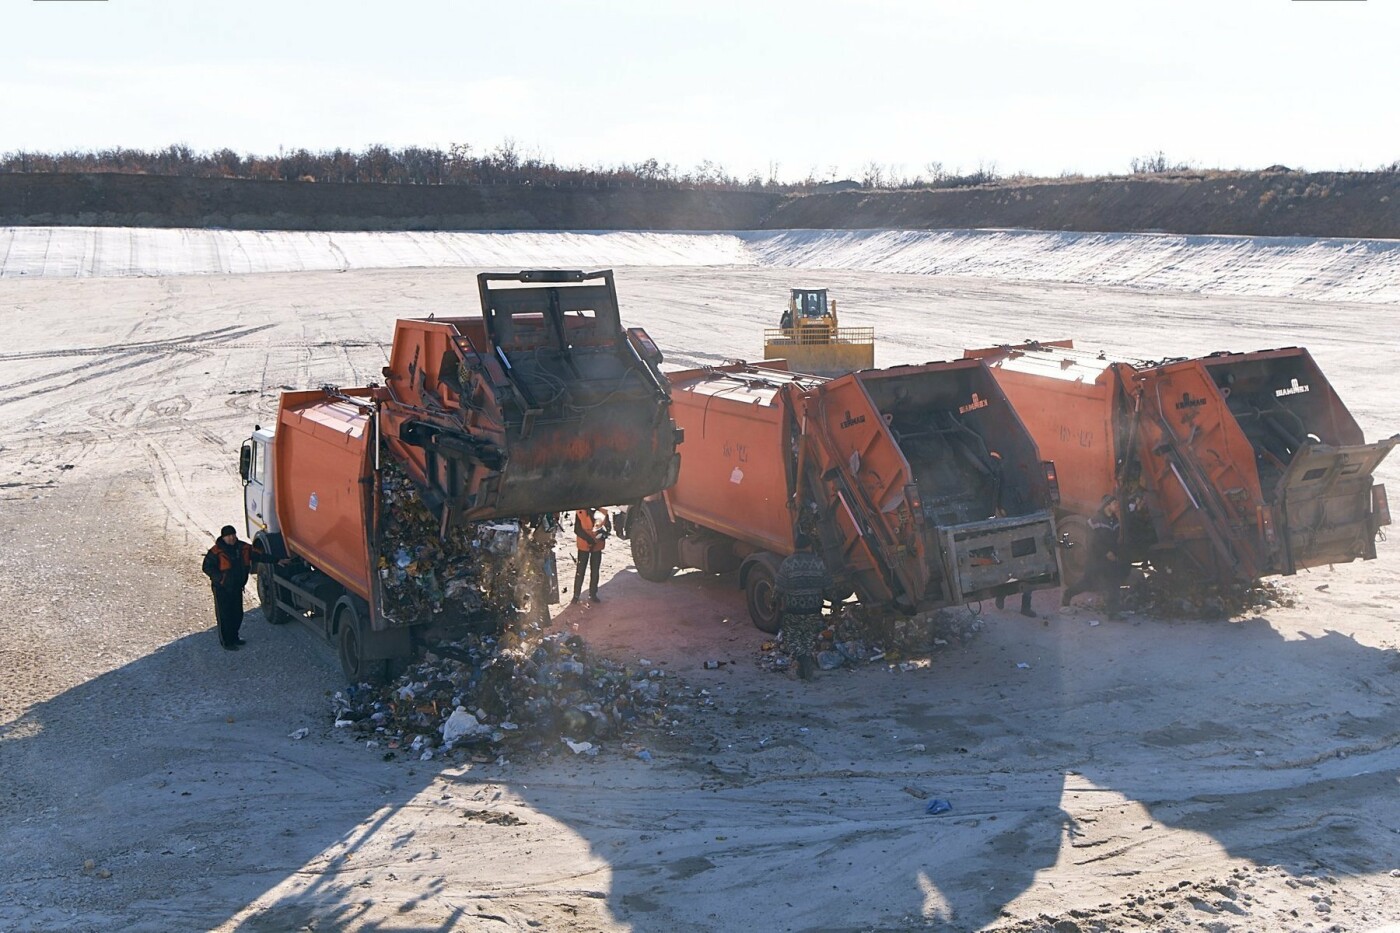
[801,361,1060,612]
[379,270,681,531]
[630,360,1061,630]
[966,341,1396,583]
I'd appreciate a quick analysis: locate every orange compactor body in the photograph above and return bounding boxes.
[240,270,681,681]
[965,341,1395,583]
[627,360,1063,631]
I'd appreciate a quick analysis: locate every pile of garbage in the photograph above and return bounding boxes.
[758,605,983,674]
[1123,568,1298,619]
[376,458,525,625]
[331,623,674,761]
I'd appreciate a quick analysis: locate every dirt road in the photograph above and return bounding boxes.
[1,266,1397,931]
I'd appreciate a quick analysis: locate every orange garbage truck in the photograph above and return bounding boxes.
[238,270,682,681]
[964,340,1396,584]
[627,360,1062,631]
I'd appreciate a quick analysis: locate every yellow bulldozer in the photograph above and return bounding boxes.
[762,288,875,377]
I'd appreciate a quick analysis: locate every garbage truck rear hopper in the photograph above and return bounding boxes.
[628,360,1062,631]
[965,341,1396,583]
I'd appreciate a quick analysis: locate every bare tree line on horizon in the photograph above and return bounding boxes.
[2,143,1396,190]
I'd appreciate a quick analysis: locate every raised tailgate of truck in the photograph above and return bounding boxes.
[1274,438,1398,574]
[937,511,1061,604]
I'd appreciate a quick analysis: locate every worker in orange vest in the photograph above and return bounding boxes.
[572,507,612,603]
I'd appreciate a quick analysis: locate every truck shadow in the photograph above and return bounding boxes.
[3,593,1396,931]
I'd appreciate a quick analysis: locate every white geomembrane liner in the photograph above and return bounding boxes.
[2,225,1397,303]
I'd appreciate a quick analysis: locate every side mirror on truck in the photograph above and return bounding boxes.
[238,441,252,486]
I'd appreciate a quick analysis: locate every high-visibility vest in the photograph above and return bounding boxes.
[575,509,610,552]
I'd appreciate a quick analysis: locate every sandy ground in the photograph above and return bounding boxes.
[1,265,1398,932]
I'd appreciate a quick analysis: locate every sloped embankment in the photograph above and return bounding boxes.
[764,171,1400,240]
[0,172,782,231]
[1,170,1398,239]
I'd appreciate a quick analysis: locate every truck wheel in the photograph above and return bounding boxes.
[256,563,289,624]
[630,502,677,582]
[1057,515,1090,585]
[254,533,289,625]
[745,561,782,633]
[336,598,388,686]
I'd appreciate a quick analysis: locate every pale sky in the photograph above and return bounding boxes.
[2,0,1397,181]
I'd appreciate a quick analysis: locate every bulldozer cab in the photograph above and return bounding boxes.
[783,289,834,330]
[791,289,830,321]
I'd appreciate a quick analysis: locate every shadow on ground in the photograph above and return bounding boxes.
[3,569,1397,931]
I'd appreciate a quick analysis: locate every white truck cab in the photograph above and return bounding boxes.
[239,426,280,540]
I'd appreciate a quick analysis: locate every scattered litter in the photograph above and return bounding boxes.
[755,606,982,676]
[636,749,653,762]
[1315,584,1330,592]
[332,621,675,761]
[1016,662,1031,670]
[1124,571,1298,619]
[902,786,929,800]
[703,660,726,670]
[288,727,310,740]
[925,799,953,816]
[1087,619,1100,627]
[83,859,95,872]
[441,708,489,745]
[564,738,597,756]
[902,743,926,753]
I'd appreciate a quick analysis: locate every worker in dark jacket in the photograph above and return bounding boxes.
[776,535,833,681]
[572,508,611,603]
[1060,496,1126,618]
[202,525,281,650]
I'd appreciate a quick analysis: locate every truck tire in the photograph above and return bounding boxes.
[1057,514,1090,585]
[744,559,782,633]
[335,597,388,686]
[630,501,677,582]
[253,533,289,625]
